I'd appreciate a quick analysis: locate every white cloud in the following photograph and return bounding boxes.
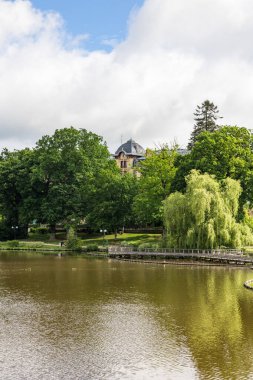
[0,0,253,152]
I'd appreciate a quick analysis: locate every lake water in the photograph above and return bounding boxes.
[1,253,253,380]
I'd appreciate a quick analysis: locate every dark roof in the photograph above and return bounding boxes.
[115,138,145,156]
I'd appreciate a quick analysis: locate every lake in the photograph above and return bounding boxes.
[1,252,253,379]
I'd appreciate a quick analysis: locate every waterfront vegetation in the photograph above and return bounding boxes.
[1,101,253,250]
[0,232,162,253]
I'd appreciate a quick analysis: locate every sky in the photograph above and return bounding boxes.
[31,0,144,51]
[0,0,253,152]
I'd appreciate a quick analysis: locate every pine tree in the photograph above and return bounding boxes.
[188,100,222,149]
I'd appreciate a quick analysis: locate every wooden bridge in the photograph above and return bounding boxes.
[108,246,253,265]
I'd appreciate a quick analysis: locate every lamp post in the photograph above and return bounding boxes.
[11,226,18,240]
[100,229,107,245]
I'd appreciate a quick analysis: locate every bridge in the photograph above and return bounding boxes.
[108,246,253,265]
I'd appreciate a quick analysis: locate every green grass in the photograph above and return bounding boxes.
[0,233,162,253]
[80,233,162,247]
[0,240,64,251]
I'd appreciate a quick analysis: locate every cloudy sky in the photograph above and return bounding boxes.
[0,0,252,152]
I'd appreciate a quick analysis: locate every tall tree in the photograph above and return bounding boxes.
[32,127,113,237]
[173,126,253,212]
[164,170,253,249]
[0,148,36,238]
[86,171,137,237]
[133,145,178,226]
[188,100,222,149]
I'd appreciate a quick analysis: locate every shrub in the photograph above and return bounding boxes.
[120,241,131,247]
[7,240,20,248]
[66,226,82,251]
[86,243,99,252]
[30,227,49,234]
[66,238,82,251]
[138,242,160,250]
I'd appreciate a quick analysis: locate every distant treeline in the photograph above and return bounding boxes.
[0,100,253,248]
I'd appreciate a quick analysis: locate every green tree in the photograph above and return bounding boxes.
[133,145,178,226]
[173,126,253,210]
[32,127,113,237]
[164,170,253,249]
[87,171,137,238]
[0,148,36,239]
[188,100,222,149]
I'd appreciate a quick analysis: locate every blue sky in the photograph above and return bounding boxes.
[31,0,144,50]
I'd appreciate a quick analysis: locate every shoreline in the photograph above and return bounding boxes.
[109,257,252,268]
[1,249,253,270]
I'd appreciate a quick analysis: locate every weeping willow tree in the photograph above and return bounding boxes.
[164,170,253,249]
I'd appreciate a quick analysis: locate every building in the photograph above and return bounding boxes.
[113,138,145,174]
[113,138,188,174]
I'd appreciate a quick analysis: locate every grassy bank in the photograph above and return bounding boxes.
[79,233,162,247]
[0,233,162,253]
[0,240,65,252]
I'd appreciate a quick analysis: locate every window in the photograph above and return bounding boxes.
[120,160,127,168]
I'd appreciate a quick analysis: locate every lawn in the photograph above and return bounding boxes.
[0,233,162,251]
[79,232,162,247]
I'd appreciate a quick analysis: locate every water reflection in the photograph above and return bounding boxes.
[0,253,253,379]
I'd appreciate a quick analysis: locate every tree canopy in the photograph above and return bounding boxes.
[86,171,137,237]
[173,126,253,211]
[32,127,113,232]
[0,148,36,238]
[133,145,178,226]
[0,127,116,239]
[164,170,253,249]
[0,124,252,247]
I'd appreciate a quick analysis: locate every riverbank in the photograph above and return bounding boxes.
[0,232,161,253]
[0,240,108,254]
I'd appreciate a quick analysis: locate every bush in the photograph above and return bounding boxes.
[120,241,131,247]
[66,238,82,251]
[138,243,160,250]
[86,243,99,252]
[30,227,49,234]
[6,240,20,248]
[66,226,82,251]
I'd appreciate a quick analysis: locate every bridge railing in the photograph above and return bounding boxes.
[108,246,245,256]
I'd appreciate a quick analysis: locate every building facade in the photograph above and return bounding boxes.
[113,138,145,174]
[113,138,188,174]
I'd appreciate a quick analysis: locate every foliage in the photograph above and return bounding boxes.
[138,242,160,250]
[66,226,82,251]
[0,124,253,250]
[120,240,131,246]
[133,145,178,225]
[32,127,113,233]
[6,240,20,247]
[86,243,99,251]
[173,126,253,211]
[188,100,222,149]
[0,127,114,239]
[0,148,36,238]
[243,204,253,230]
[30,227,49,234]
[86,171,137,236]
[164,170,253,249]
